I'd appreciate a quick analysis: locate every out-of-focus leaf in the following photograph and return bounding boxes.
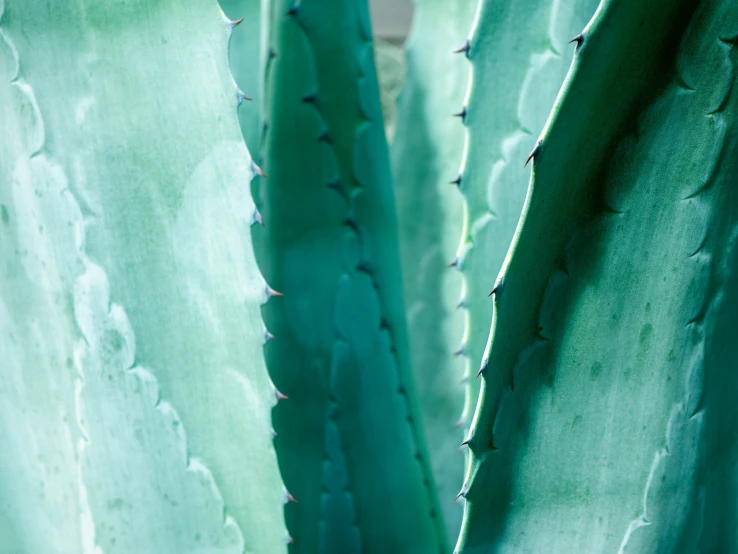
[391,0,476,540]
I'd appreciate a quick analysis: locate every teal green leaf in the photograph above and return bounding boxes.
[0,2,286,552]
[453,0,551,440]
[391,0,477,541]
[458,0,738,551]
[256,0,446,551]
[454,0,600,438]
[220,0,263,154]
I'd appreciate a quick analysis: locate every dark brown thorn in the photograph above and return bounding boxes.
[317,131,331,144]
[535,327,549,342]
[460,436,471,448]
[453,346,465,357]
[327,179,348,200]
[286,5,298,16]
[524,141,541,167]
[237,90,252,104]
[268,47,277,60]
[448,257,459,268]
[343,217,359,233]
[266,285,284,298]
[569,33,584,52]
[488,286,498,297]
[476,366,485,378]
[453,40,470,55]
[454,486,468,502]
[251,160,267,178]
[450,174,462,187]
[453,106,467,121]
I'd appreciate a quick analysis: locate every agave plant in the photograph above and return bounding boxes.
[2,0,737,553]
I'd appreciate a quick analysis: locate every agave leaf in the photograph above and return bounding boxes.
[0,2,286,552]
[392,0,599,537]
[452,0,551,440]
[256,0,445,551]
[220,0,263,152]
[458,0,738,551]
[391,0,477,540]
[452,0,600,447]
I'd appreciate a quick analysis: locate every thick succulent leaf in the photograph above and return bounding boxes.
[257,1,446,552]
[0,2,286,553]
[452,0,549,436]
[452,0,600,443]
[220,0,263,152]
[392,0,599,537]
[458,0,738,551]
[391,0,476,540]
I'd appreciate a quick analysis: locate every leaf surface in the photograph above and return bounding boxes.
[0,2,286,552]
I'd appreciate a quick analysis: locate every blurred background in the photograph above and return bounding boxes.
[369,0,415,140]
[370,0,413,44]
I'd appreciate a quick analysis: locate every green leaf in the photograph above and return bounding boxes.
[391,0,477,540]
[391,0,599,540]
[256,0,446,551]
[220,0,264,154]
[452,0,553,443]
[0,2,286,552]
[453,0,600,439]
[458,0,738,551]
